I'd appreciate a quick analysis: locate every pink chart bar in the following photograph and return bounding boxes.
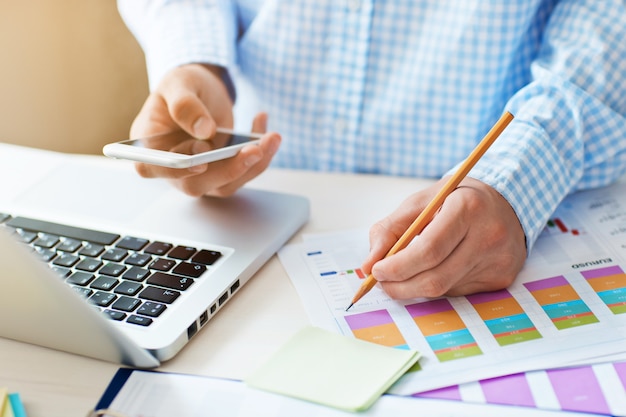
[344,309,394,330]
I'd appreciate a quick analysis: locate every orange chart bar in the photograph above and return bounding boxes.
[406,299,482,362]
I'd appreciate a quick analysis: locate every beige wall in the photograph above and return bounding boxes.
[0,1,149,154]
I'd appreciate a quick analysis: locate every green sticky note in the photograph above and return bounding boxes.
[245,326,420,412]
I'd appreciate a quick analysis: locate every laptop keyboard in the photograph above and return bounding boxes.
[0,213,223,327]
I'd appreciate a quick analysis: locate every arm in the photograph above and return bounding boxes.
[471,0,626,251]
[363,0,626,299]
[117,0,238,96]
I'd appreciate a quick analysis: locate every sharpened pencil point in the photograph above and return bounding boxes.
[345,303,354,312]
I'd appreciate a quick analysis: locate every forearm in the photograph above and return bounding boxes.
[457,0,626,252]
[117,0,238,93]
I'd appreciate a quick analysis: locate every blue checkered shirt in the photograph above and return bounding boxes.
[119,0,626,252]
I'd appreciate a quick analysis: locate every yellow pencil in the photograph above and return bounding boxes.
[346,111,515,311]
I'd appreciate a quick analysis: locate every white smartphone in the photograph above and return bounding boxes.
[102,128,262,169]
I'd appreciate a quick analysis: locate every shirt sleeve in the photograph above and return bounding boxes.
[116,0,238,97]
[460,0,626,253]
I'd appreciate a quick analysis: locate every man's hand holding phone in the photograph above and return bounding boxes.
[108,63,281,197]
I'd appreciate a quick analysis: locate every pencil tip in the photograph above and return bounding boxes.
[345,303,354,312]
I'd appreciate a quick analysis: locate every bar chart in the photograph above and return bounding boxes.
[466,289,542,346]
[524,276,599,330]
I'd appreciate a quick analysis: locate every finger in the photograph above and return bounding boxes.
[130,94,178,139]
[165,92,216,139]
[377,232,475,299]
[206,131,281,196]
[251,112,268,134]
[362,192,435,274]
[168,132,281,197]
[361,222,399,275]
[372,192,469,283]
[378,235,510,299]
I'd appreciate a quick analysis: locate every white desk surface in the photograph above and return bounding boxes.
[0,162,430,417]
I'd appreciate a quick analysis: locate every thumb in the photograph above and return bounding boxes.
[166,93,217,139]
[251,112,268,134]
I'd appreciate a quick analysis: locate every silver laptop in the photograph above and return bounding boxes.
[0,143,309,368]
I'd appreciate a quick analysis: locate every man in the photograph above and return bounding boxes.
[117,1,626,299]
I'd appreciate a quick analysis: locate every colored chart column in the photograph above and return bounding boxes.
[413,385,462,401]
[580,265,626,314]
[547,366,611,415]
[480,373,536,407]
[466,289,542,346]
[615,362,626,390]
[524,276,599,329]
[344,309,409,349]
[406,299,482,362]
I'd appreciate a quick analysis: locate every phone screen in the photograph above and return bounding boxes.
[122,130,257,154]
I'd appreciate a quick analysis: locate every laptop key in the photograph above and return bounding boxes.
[103,310,126,321]
[168,245,196,260]
[149,258,176,271]
[67,271,95,286]
[114,281,143,296]
[173,262,206,278]
[99,262,126,277]
[58,238,82,253]
[122,266,150,282]
[191,249,222,265]
[111,296,141,312]
[102,248,128,262]
[137,301,166,317]
[127,315,153,326]
[33,233,59,249]
[147,272,194,291]
[51,266,71,277]
[90,276,119,291]
[117,236,149,251]
[79,243,105,257]
[16,230,37,243]
[76,258,103,273]
[144,241,173,256]
[53,253,80,267]
[72,286,93,298]
[35,247,56,262]
[5,216,120,245]
[90,291,117,307]
[139,286,180,304]
[125,252,152,267]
